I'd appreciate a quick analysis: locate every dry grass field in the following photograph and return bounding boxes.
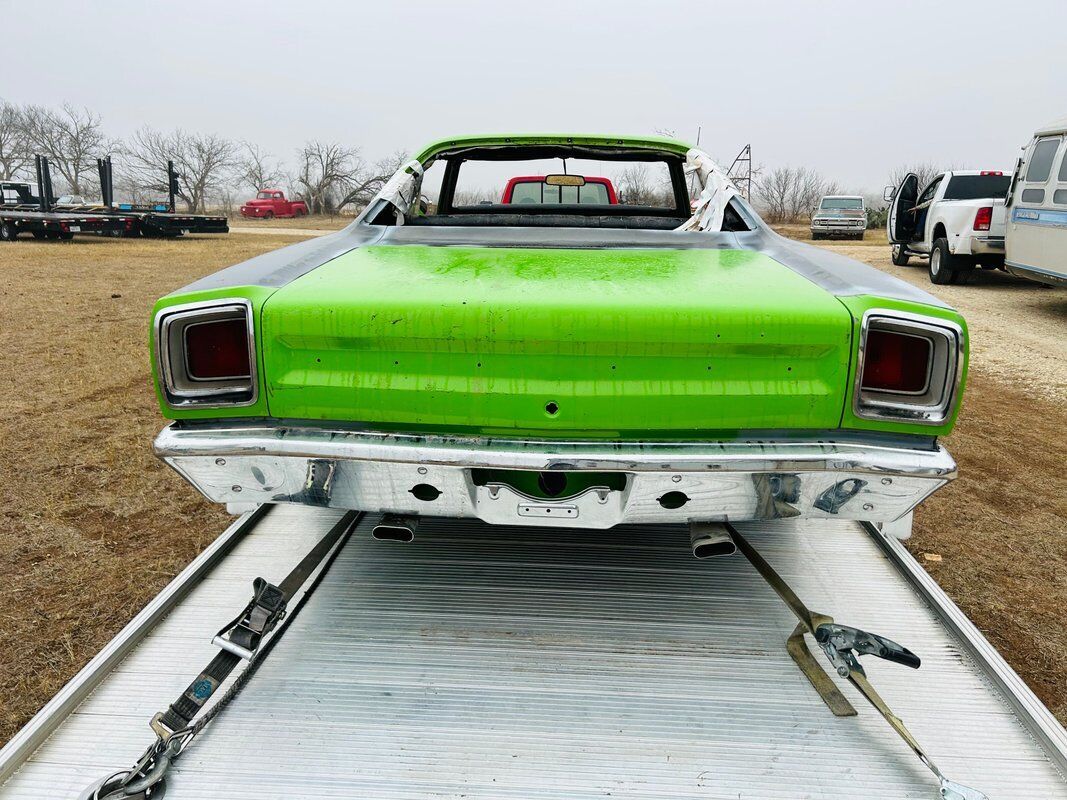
[0,225,1064,747]
[227,213,353,231]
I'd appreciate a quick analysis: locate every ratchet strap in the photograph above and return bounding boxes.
[725,523,988,800]
[82,510,360,800]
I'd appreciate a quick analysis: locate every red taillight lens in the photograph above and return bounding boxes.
[973,206,993,231]
[862,330,931,393]
[185,319,251,379]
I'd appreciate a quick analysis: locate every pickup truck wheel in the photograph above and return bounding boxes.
[929,238,960,285]
[263,211,274,220]
[854,231,865,241]
[0,222,16,241]
[891,244,910,266]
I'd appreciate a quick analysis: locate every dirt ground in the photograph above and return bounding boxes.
[0,226,1064,747]
[227,213,352,231]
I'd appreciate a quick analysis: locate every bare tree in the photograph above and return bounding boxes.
[294,141,360,214]
[617,165,659,205]
[336,151,410,210]
[754,166,796,222]
[755,166,840,223]
[236,141,285,194]
[0,100,31,180]
[888,162,942,195]
[22,103,112,194]
[123,127,237,212]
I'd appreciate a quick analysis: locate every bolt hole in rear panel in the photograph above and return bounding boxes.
[117,510,1065,799]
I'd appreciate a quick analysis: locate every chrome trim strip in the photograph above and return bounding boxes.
[863,522,1067,778]
[154,422,956,476]
[853,309,964,425]
[0,506,269,785]
[1005,259,1067,287]
[155,298,259,408]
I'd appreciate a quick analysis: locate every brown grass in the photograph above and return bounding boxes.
[0,233,293,742]
[0,227,1064,748]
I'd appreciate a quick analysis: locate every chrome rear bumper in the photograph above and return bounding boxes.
[155,422,956,529]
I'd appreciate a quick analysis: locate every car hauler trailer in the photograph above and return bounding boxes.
[0,160,132,240]
[0,208,130,241]
[43,157,228,238]
[0,507,1064,799]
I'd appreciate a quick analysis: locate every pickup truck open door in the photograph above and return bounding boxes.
[886,172,918,244]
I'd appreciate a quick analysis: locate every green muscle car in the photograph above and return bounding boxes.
[151,134,966,531]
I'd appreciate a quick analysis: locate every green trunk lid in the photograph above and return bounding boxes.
[260,245,853,437]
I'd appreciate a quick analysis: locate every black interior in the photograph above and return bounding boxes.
[402,202,750,231]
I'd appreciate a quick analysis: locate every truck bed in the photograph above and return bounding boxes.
[2,507,1065,798]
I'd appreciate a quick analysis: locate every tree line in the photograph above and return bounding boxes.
[0,99,945,221]
[0,99,406,214]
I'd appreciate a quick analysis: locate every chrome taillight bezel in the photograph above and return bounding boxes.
[155,298,258,408]
[853,310,963,425]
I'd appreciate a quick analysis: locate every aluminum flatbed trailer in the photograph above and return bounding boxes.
[0,208,129,241]
[1,507,1065,798]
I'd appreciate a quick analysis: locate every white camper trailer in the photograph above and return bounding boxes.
[1005,118,1067,286]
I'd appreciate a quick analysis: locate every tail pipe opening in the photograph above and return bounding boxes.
[373,514,419,543]
[689,521,737,559]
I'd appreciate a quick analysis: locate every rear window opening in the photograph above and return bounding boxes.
[942,174,1012,201]
[370,144,752,231]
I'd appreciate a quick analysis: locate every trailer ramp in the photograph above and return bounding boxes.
[2,506,1065,798]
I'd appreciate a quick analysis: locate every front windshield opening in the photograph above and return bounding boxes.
[257,191,272,199]
[820,198,864,210]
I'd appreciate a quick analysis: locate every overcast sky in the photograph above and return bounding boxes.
[5,0,1065,192]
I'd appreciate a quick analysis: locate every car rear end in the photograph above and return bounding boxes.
[940,171,1011,259]
[150,244,965,529]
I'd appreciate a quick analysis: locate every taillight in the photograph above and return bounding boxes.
[185,319,251,379]
[973,206,992,231]
[861,330,931,394]
[156,299,257,407]
[854,312,963,425]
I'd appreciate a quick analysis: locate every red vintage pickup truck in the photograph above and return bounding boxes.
[239,189,309,219]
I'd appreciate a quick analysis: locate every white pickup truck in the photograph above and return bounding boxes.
[885,170,1012,284]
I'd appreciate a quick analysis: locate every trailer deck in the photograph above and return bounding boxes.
[1,507,1065,798]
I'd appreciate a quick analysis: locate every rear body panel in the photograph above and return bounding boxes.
[259,245,854,436]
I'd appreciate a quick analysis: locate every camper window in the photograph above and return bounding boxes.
[1021,189,1045,203]
[1053,189,1067,205]
[1025,137,1060,183]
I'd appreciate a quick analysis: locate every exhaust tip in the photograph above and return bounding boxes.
[372,514,418,543]
[689,521,737,559]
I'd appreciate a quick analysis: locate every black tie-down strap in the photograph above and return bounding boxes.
[81,510,360,800]
[155,577,286,733]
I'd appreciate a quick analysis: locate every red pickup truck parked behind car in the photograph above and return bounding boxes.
[501,175,618,204]
[239,189,309,219]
